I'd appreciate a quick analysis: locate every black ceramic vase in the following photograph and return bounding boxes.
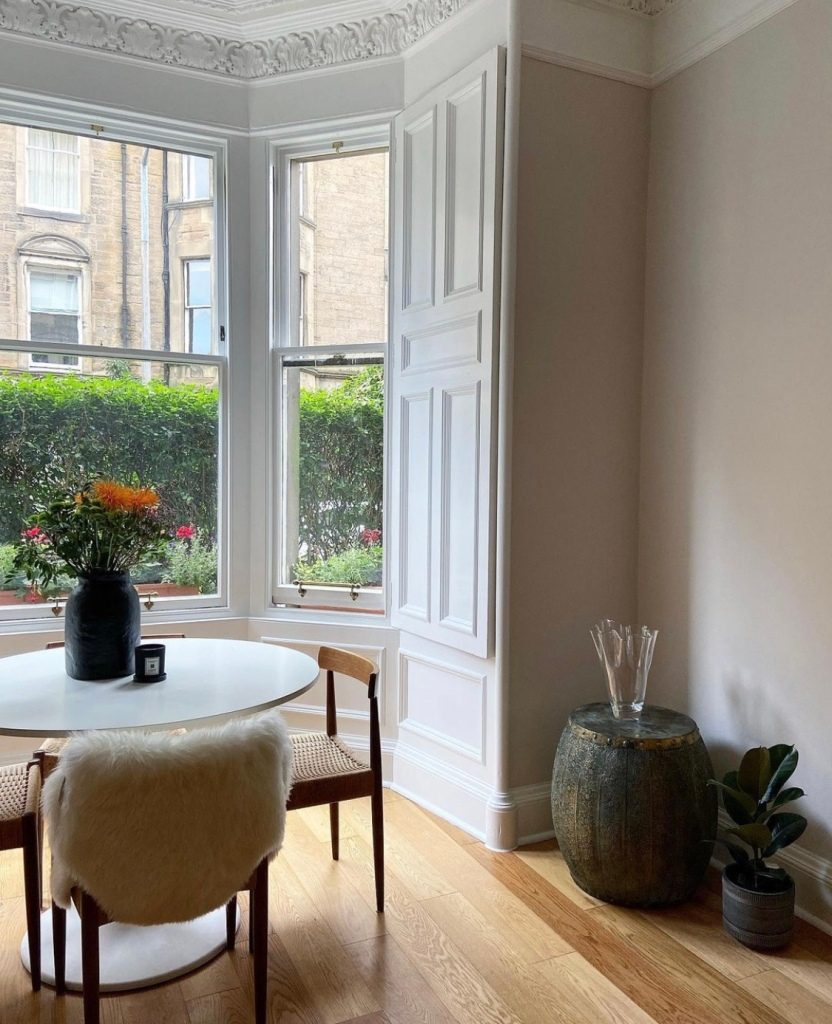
[64,571,141,680]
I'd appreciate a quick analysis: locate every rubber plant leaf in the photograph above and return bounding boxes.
[762,745,798,804]
[726,823,773,850]
[762,813,807,858]
[708,781,756,824]
[762,788,805,817]
[737,746,771,801]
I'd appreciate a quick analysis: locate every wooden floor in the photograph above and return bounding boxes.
[2,791,832,1024]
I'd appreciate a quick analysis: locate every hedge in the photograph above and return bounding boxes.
[0,373,219,543]
[0,367,384,561]
[297,366,383,562]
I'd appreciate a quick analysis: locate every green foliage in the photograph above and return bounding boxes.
[0,373,218,544]
[298,366,383,562]
[13,479,168,591]
[162,534,218,594]
[710,745,807,891]
[0,544,15,587]
[294,544,383,587]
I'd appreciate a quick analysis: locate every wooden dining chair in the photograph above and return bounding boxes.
[287,646,384,912]
[0,760,42,990]
[44,714,292,1024]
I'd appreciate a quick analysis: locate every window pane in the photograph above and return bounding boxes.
[186,260,211,307]
[30,271,79,313]
[183,154,211,201]
[27,129,80,212]
[282,355,383,589]
[0,354,220,608]
[292,151,388,346]
[0,121,217,363]
[189,307,212,354]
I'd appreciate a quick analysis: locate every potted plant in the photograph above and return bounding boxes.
[710,744,806,950]
[14,478,168,680]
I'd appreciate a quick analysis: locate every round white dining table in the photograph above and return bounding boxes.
[0,637,320,993]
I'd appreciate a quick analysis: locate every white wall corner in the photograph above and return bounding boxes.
[486,789,519,851]
[513,781,556,845]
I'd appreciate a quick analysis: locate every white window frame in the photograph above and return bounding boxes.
[182,153,212,202]
[25,128,81,213]
[270,122,392,614]
[184,257,213,355]
[0,99,230,625]
[27,265,82,368]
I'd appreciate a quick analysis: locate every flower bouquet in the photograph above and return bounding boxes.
[15,479,169,680]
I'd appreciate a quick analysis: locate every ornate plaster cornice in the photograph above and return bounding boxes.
[583,0,678,14]
[0,0,473,80]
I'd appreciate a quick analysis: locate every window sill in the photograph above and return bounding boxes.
[20,207,87,223]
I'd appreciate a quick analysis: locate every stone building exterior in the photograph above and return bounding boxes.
[0,125,388,374]
[298,151,388,348]
[0,125,215,375]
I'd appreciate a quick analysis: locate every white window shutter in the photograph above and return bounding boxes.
[389,48,505,658]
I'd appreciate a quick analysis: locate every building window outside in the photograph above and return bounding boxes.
[182,154,212,201]
[29,268,80,366]
[299,271,308,345]
[185,258,212,355]
[26,129,80,213]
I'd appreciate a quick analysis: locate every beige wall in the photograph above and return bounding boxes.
[509,57,649,788]
[640,0,832,878]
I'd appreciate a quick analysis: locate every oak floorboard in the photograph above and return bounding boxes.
[420,891,585,1024]
[281,812,386,946]
[344,933,458,1024]
[336,835,524,1024]
[383,801,572,962]
[535,952,658,1024]
[739,969,832,1024]
[468,842,788,1024]
[268,852,379,1024]
[515,842,605,911]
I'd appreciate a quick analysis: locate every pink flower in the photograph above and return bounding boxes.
[176,524,196,540]
[361,528,381,546]
[22,526,48,544]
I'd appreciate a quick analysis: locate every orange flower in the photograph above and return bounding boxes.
[92,480,159,513]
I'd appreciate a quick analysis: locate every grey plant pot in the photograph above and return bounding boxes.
[722,865,795,950]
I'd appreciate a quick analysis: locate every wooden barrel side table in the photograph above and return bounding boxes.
[551,703,717,907]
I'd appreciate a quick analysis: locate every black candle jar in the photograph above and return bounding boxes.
[134,643,166,682]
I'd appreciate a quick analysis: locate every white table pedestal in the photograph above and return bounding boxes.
[21,904,239,991]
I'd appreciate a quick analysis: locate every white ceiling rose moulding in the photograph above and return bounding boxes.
[522,0,802,90]
[0,0,475,80]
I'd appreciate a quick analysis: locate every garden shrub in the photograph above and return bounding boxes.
[0,374,218,544]
[297,366,383,562]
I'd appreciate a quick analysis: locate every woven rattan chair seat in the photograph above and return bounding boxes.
[0,763,33,822]
[291,733,370,782]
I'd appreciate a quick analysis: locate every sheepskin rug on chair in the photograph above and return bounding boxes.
[43,713,293,926]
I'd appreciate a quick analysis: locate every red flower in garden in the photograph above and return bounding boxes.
[176,524,196,540]
[22,526,48,544]
[361,528,381,546]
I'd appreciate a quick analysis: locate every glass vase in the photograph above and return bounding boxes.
[590,619,658,719]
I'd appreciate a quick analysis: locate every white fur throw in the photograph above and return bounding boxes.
[43,713,293,925]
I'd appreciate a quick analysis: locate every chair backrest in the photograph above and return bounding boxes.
[43,713,292,926]
[46,633,186,650]
[317,646,380,771]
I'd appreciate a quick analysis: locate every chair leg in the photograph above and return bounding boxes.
[253,859,269,1024]
[371,783,385,913]
[52,903,66,995]
[22,817,41,990]
[81,892,101,1024]
[329,802,339,861]
[225,895,237,951]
